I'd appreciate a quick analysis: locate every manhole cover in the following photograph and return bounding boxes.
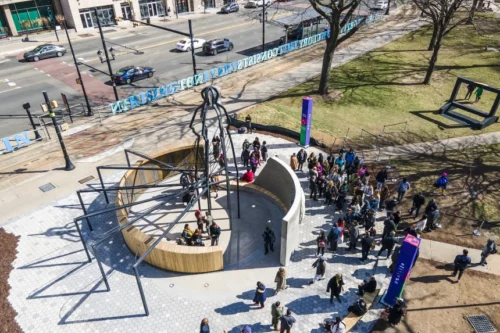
[466,315,496,333]
[78,175,95,184]
[102,29,116,34]
[39,183,56,192]
[78,33,94,38]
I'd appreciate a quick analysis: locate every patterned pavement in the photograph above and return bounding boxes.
[4,134,390,333]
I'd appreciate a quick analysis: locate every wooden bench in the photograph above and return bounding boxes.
[344,288,381,332]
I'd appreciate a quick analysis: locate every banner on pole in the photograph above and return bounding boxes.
[299,97,313,147]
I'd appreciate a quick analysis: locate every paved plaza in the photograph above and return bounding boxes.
[4,133,391,333]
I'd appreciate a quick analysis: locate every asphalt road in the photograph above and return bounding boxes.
[0,0,389,137]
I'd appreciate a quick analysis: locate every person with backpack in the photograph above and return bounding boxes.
[433,172,449,196]
[262,226,276,255]
[297,149,307,171]
[316,230,327,256]
[348,298,367,316]
[480,239,497,266]
[309,256,326,284]
[326,273,345,303]
[452,249,471,283]
[410,192,426,218]
[357,275,377,296]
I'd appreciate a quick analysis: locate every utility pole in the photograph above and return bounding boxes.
[262,3,266,53]
[63,22,93,116]
[188,19,197,76]
[94,8,119,102]
[22,102,42,140]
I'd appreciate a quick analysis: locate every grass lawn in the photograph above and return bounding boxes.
[241,14,500,146]
[389,143,500,250]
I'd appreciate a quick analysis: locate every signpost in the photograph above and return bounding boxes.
[299,97,313,147]
[381,234,420,307]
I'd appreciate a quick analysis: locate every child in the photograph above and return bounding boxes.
[261,141,268,161]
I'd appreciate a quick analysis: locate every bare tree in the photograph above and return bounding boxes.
[412,0,467,84]
[309,0,366,95]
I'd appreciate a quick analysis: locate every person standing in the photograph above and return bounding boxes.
[347,222,360,251]
[376,168,388,191]
[245,114,253,133]
[210,221,221,246]
[464,83,475,100]
[279,309,296,333]
[262,226,276,254]
[377,231,397,259]
[316,230,327,256]
[326,273,345,303]
[289,152,299,170]
[433,172,449,196]
[200,318,210,333]
[261,141,268,162]
[382,216,396,240]
[452,249,471,283]
[345,149,356,169]
[385,196,398,218]
[242,148,250,167]
[275,267,287,294]
[379,185,390,212]
[396,178,410,201]
[309,175,319,201]
[253,281,267,308]
[297,149,307,171]
[410,192,425,218]
[309,256,326,284]
[360,233,374,261]
[475,86,484,103]
[480,239,497,266]
[328,223,342,253]
[387,298,406,328]
[271,301,284,331]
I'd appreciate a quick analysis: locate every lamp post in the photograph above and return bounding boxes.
[259,8,268,53]
[63,22,93,116]
[22,102,42,141]
[43,91,75,171]
[94,7,119,102]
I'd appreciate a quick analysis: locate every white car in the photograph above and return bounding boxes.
[245,0,270,7]
[176,38,206,52]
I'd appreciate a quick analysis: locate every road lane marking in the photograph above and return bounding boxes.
[47,74,51,77]
[0,86,21,94]
[7,82,16,86]
[39,70,44,73]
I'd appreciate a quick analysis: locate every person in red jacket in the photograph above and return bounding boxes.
[240,167,255,183]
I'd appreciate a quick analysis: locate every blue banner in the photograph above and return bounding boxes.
[300,97,313,147]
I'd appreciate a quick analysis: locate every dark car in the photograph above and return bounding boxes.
[113,66,155,84]
[221,3,239,13]
[23,44,66,62]
[202,39,234,55]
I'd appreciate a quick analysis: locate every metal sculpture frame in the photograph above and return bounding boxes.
[72,86,240,315]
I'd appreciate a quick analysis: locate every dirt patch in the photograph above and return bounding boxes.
[0,228,22,333]
[371,259,500,333]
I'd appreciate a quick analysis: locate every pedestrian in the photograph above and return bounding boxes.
[253,137,261,150]
[335,154,345,174]
[347,222,360,251]
[279,309,296,333]
[433,172,449,196]
[316,230,327,256]
[289,153,299,170]
[328,222,341,253]
[324,180,335,206]
[382,215,396,239]
[357,275,377,296]
[475,86,484,103]
[379,185,390,212]
[204,212,213,236]
[326,273,345,303]
[271,301,284,331]
[297,149,307,171]
[275,267,287,294]
[182,224,194,245]
[335,181,348,213]
[309,256,326,284]
[480,239,497,266]
[261,141,268,161]
[242,148,250,167]
[307,152,317,170]
[377,231,397,259]
[325,317,346,333]
[318,153,324,166]
[253,281,267,308]
[396,178,410,201]
[387,298,406,327]
[424,198,438,216]
[424,202,440,232]
[200,318,210,333]
[363,209,376,231]
[317,175,327,198]
[464,83,475,100]
[245,114,253,133]
[360,233,374,261]
[309,175,318,201]
[410,191,425,218]
[242,138,251,151]
[345,149,356,168]
[262,226,276,254]
[376,168,388,191]
[385,196,398,218]
[404,224,418,238]
[240,167,255,183]
[250,152,259,171]
[452,249,471,283]
[209,221,221,246]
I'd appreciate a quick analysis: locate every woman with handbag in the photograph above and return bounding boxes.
[274,267,287,294]
[316,231,327,256]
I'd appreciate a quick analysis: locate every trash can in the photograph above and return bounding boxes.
[146,18,151,24]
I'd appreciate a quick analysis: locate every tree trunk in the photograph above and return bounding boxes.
[318,30,339,95]
[428,24,439,51]
[467,0,479,23]
[424,35,442,84]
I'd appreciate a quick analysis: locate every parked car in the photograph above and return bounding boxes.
[202,39,234,55]
[370,0,388,9]
[176,38,206,52]
[112,66,155,84]
[221,3,240,12]
[245,0,270,7]
[23,44,66,62]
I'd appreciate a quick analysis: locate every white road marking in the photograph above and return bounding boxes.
[5,78,9,82]
[7,82,16,86]
[39,70,44,73]
[78,57,85,61]
[0,86,21,94]
[47,74,51,77]
[89,74,93,77]
[34,68,38,70]
[0,59,11,64]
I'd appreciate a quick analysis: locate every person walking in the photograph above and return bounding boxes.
[262,226,276,254]
[360,233,374,261]
[410,192,425,218]
[253,281,267,308]
[452,249,471,283]
[275,267,287,294]
[328,223,342,253]
[309,256,326,284]
[245,114,253,133]
[475,86,484,103]
[316,230,327,256]
[347,222,360,251]
[357,275,377,296]
[396,178,410,201]
[261,141,268,162]
[326,273,345,303]
[433,172,449,196]
[297,149,307,171]
[271,301,284,331]
[464,83,475,100]
[377,231,397,259]
[379,185,390,212]
[309,175,319,201]
[382,216,396,240]
[480,239,497,266]
[200,318,210,333]
[385,196,398,218]
[279,309,296,333]
[376,168,388,191]
[209,221,221,246]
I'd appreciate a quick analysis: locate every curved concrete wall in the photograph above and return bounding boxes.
[254,157,305,266]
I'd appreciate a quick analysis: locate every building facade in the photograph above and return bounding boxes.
[0,0,224,36]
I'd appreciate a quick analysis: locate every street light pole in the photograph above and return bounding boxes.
[262,3,265,53]
[22,102,42,141]
[63,22,93,116]
[188,19,197,76]
[43,91,75,171]
[94,8,119,102]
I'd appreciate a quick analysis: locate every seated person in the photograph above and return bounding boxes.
[323,317,346,333]
[240,167,255,183]
[357,275,377,296]
[181,224,194,245]
[348,297,367,316]
[192,229,205,246]
[177,237,187,246]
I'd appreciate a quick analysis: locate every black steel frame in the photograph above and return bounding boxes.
[72,86,240,315]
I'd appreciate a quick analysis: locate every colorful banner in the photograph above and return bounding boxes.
[300,97,313,147]
[381,234,420,307]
